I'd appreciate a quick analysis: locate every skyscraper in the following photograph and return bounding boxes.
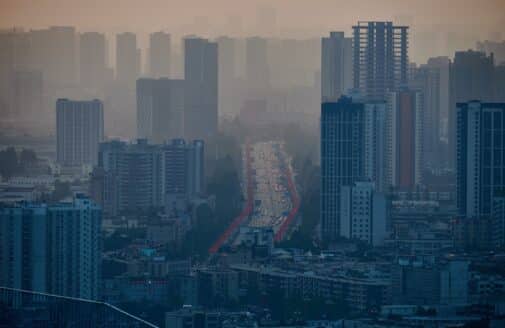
[353,21,408,101]
[217,36,237,118]
[79,32,107,88]
[321,32,352,101]
[449,50,495,168]
[387,89,424,190]
[137,78,185,143]
[116,32,140,85]
[457,101,505,219]
[56,99,104,167]
[149,31,171,78]
[0,195,101,300]
[410,64,441,166]
[184,37,218,140]
[321,97,365,241]
[245,37,269,100]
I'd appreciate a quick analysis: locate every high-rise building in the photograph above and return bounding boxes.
[217,36,238,118]
[363,101,389,192]
[137,78,185,143]
[340,181,388,246]
[410,64,441,167]
[320,97,365,241]
[79,32,107,88]
[457,101,505,219]
[0,195,101,300]
[426,56,450,139]
[148,31,171,78]
[30,26,77,87]
[116,32,140,85]
[8,70,43,119]
[184,37,218,140]
[96,139,204,217]
[387,89,424,190]
[245,37,269,100]
[353,21,408,101]
[321,32,352,102]
[449,50,495,168]
[56,99,104,167]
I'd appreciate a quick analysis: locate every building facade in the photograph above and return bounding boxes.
[340,181,388,246]
[96,139,204,217]
[352,21,408,101]
[137,78,185,143]
[148,31,171,78]
[321,31,352,102]
[184,37,218,140]
[0,196,101,300]
[56,98,104,167]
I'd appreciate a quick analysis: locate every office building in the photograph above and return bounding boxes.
[148,31,171,78]
[0,195,101,300]
[387,89,424,190]
[184,37,218,140]
[79,32,107,88]
[457,101,505,219]
[56,98,104,167]
[320,97,365,241]
[321,31,352,101]
[116,32,140,85]
[96,139,204,217]
[340,181,388,246]
[449,50,495,168]
[353,21,408,101]
[137,78,185,143]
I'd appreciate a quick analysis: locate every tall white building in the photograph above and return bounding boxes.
[321,31,352,102]
[340,181,388,246]
[56,98,104,167]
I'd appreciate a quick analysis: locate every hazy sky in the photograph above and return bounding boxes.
[1,0,504,62]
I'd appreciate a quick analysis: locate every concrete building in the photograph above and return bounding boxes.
[79,32,107,88]
[56,98,104,167]
[137,78,185,143]
[8,70,43,119]
[352,21,408,101]
[96,139,204,217]
[340,181,388,246]
[217,36,238,118]
[410,63,442,167]
[321,31,352,102]
[116,32,140,85]
[387,89,424,190]
[245,37,269,100]
[148,31,171,78]
[449,50,495,169]
[0,195,101,300]
[196,268,239,307]
[184,37,218,140]
[392,258,469,306]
